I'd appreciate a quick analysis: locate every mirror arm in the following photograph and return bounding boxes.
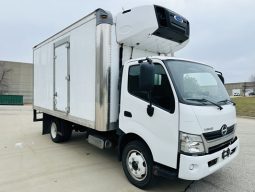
[146,57,153,64]
[138,57,153,64]
[147,90,154,117]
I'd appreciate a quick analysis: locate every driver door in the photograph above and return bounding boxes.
[119,60,179,168]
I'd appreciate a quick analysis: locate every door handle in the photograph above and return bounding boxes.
[124,111,132,118]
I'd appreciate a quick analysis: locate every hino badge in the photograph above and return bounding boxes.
[33,5,239,189]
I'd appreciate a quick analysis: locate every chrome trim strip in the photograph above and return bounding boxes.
[33,106,95,129]
[95,24,112,131]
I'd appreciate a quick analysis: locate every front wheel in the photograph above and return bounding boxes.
[122,140,154,189]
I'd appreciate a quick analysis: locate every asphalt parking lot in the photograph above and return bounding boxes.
[0,105,254,192]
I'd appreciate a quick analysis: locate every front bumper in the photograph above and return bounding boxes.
[178,137,239,180]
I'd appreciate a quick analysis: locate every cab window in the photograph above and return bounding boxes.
[128,64,175,113]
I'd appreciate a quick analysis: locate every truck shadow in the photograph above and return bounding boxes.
[61,132,192,192]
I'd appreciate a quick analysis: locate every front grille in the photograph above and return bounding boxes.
[203,124,235,141]
[208,137,237,154]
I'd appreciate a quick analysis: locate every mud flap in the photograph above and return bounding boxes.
[42,113,51,135]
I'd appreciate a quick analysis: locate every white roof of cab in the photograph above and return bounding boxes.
[126,56,212,68]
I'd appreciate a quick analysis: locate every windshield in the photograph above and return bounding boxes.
[164,60,230,106]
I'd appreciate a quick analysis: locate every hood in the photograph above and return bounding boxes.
[179,103,236,134]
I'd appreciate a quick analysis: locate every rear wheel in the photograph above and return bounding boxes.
[50,118,72,143]
[122,140,153,189]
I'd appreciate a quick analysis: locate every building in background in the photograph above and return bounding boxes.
[0,59,254,104]
[0,61,32,104]
[225,82,255,97]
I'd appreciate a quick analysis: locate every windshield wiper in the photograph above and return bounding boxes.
[218,99,236,106]
[186,98,223,110]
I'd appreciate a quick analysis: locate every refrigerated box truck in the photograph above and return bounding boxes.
[33,5,239,188]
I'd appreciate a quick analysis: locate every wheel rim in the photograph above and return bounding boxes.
[126,149,147,181]
[51,122,57,139]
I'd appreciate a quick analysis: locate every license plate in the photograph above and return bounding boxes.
[222,148,230,159]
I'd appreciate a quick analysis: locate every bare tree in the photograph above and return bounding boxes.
[0,62,12,94]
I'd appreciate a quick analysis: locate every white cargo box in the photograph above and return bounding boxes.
[33,9,119,131]
[33,5,190,132]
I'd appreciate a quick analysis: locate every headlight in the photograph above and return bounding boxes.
[180,132,205,154]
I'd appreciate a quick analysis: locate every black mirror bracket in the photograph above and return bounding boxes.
[138,57,153,64]
[146,57,153,64]
[147,105,154,117]
[147,91,154,117]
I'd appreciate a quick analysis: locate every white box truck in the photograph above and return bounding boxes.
[33,5,239,188]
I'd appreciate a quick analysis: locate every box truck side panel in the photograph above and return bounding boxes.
[34,44,54,110]
[34,17,97,128]
[69,18,96,123]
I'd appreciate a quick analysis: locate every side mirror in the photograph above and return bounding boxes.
[139,62,154,91]
[139,62,155,117]
[216,71,225,84]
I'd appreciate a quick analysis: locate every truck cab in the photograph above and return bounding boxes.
[119,56,239,187]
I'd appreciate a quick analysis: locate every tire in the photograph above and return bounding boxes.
[50,118,72,143]
[122,140,154,189]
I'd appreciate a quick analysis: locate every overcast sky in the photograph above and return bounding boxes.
[0,0,254,83]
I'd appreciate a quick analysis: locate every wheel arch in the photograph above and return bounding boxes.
[118,132,153,162]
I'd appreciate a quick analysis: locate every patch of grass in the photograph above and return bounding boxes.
[232,97,255,117]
